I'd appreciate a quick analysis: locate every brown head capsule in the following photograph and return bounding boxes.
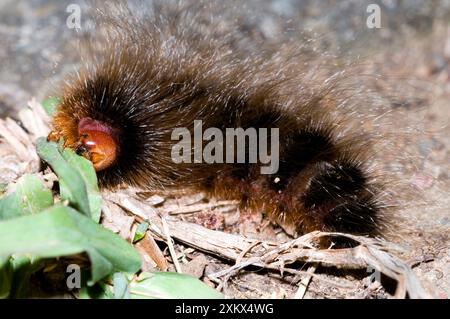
[75,118,118,171]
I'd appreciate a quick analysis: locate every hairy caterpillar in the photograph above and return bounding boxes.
[49,2,390,238]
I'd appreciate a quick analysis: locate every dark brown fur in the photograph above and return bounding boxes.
[51,2,388,237]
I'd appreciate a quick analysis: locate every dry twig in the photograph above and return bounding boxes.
[106,191,431,298]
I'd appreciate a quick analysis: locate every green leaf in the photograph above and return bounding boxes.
[36,138,92,218]
[16,175,53,214]
[0,205,141,284]
[0,242,46,299]
[79,281,114,299]
[0,255,44,299]
[7,255,44,298]
[133,221,149,243]
[41,96,60,116]
[0,195,22,221]
[61,148,102,223]
[113,272,130,299]
[0,256,13,299]
[79,270,114,299]
[0,174,53,220]
[129,272,223,299]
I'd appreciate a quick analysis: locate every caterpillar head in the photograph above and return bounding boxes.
[75,117,119,171]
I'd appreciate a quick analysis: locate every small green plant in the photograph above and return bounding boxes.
[0,130,222,299]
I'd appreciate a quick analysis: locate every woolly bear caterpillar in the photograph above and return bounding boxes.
[49,1,391,238]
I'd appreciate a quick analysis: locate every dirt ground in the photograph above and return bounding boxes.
[0,0,448,298]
